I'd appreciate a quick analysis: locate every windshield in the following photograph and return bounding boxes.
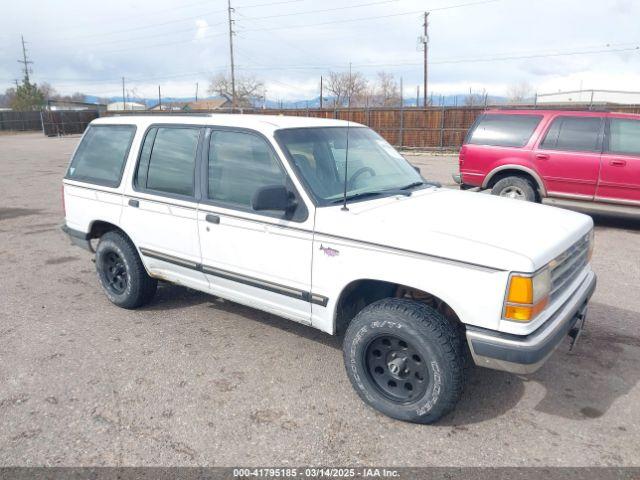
[275,127,423,204]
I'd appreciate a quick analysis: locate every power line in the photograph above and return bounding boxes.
[10,41,639,93]
[43,0,306,45]
[10,40,640,88]
[239,0,401,21]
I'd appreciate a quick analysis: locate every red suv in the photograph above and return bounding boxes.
[455,109,640,216]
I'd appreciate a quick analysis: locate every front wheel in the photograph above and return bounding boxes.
[343,299,465,424]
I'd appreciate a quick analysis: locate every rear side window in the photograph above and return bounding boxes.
[608,118,640,156]
[466,114,542,148]
[66,125,135,187]
[540,116,603,152]
[207,130,287,209]
[135,127,200,197]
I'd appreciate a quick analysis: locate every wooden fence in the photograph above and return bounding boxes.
[105,106,486,149]
[0,110,100,136]
[106,103,640,149]
[0,111,42,132]
[5,104,640,149]
[40,110,100,136]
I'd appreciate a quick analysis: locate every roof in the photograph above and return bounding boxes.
[92,114,358,135]
[186,98,231,110]
[148,101,188,110]
[484,108,640,118]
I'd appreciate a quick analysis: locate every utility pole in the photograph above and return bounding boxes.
[17,35,33,84]
[227,0,237,110]
[122,77,126,110]
[195,82,199,102]
[320,76,323,109]
[422,12,429,108]
[158,85,162,110]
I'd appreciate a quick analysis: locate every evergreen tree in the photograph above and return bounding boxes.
[10,80,45,110]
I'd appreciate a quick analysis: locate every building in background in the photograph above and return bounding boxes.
[148,101,187,111]
[184,95,232,110]
[537,89,640,106]
[107,101,146,111]
[47,99,107,112]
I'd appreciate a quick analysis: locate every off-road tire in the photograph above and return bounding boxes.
[343,298,465,424]
[95,230,157,309]
[491,176,537,202]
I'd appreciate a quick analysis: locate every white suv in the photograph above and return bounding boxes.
[62,114,596,423]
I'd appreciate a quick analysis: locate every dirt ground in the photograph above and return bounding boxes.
[1,132,639,466]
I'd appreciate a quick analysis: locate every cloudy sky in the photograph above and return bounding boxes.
[1,0,639,101]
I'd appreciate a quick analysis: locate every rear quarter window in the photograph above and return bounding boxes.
[66,125,136,187]
[608,118,640,156]
[466,114,542,148]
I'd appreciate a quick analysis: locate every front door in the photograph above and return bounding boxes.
[597,117,640,204]
[121,125,208,290]
[197,128,314,324]
[533,115,604,200]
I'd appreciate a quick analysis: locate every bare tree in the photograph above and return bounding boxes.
[0,87,16,108]
[325,70,368,107]
[369,71,401,107]
[39,82,86,103]
[208,73,265,107]
[506,81,534,103]
[39,82,57,101]
[464,87,488,106]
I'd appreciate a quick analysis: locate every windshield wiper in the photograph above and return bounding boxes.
[399,180,441,190]
[399,181,425,190]
[330,191,385,204]
[330,189,409,204]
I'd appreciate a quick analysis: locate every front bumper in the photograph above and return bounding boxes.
[465,270,597,374]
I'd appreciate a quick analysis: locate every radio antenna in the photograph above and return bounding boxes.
[341,62,352,211]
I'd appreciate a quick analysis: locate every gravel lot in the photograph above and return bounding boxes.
[1,132,639,467]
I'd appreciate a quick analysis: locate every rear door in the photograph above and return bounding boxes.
[597,117,640,204]
[533,115,604,200]
[120,125,208,290]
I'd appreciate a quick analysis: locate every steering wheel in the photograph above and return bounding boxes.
[347,167,376,189]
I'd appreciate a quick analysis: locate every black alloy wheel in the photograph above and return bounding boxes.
[365,334,429,403]
[102,250,128,295]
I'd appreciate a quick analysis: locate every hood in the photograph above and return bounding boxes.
[314,188,593,272]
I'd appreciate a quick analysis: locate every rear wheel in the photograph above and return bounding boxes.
[95,230,157,309]
[491,176,537,202]
[343,298,465,424]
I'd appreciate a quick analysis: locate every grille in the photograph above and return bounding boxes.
[549,232,591,302]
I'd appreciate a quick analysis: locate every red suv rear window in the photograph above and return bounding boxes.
[466,114,542,148]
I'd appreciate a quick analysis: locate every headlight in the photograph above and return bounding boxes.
[503,268,551,322]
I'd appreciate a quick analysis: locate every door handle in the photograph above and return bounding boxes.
[610,159,627,167]
[535,153,550,160]
[128,199,139,208]
[205,214,220,224]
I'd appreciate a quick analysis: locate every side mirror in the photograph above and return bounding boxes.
[413,166,421,174]
[252,185,297,212]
